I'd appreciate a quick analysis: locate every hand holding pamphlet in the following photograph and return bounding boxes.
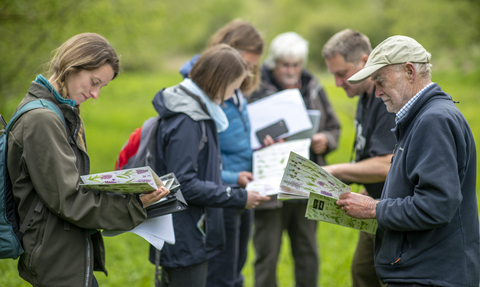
[80,167,188,218]
[279,152,377,234]
[81,167,187,250]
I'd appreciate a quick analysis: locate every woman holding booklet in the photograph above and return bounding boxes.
[147,44,269,287]
[6,33,170,287]
[179,19,267,287]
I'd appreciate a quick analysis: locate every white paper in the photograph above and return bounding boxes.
[103,214,175,250]
[247,89,312,150]
[250,139,311,195]
[287,110,322,141]
[245,180,280,196]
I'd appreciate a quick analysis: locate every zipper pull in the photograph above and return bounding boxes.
[391,144,397,163]
[391,257,401,265]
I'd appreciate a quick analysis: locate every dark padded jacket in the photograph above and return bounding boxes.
[149,84,247,268]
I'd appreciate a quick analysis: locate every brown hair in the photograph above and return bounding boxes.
[47,33,120,100]
[189,44,247,104]
[322,29,372,65]
[208,19,264,95]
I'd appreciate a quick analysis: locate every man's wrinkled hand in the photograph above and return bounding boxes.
[336,192,378,219]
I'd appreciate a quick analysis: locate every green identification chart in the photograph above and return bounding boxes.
[80,166,163,193]
[280,152,377,234]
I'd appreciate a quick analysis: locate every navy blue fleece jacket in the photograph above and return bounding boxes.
[375,84,479,287]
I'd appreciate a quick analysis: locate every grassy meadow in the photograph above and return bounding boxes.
[1,70,479,286]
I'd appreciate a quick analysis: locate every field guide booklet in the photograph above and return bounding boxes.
[80,166,163,193]
[80,167,175,250]
[279,152,377,234]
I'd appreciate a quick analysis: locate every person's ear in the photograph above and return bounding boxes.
[359,54,369,68]
[404,62,416,83]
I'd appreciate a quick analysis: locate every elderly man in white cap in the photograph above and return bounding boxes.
[336,35,479,287]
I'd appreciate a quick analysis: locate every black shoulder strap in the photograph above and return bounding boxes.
[178,85,209,115]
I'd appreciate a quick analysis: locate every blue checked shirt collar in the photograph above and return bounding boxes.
[395,82,435,123]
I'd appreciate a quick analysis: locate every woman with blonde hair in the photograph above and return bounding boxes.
[7,33,169,287]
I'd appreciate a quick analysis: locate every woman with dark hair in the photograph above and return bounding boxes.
[149,44,269,287]
[7,33,169,287]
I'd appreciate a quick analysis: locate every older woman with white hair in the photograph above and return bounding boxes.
[249,32,341,287]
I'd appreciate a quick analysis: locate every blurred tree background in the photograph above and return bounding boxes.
[1,0,479,116]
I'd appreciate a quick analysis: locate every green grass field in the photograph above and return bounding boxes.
[1,70,479,286]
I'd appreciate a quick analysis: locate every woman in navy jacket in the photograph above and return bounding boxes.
[148,44,269,287]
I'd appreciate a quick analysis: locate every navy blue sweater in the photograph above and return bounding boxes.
[375,84,479,286]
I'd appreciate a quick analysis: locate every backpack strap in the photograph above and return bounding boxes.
[178,85,209,115]
[198,121,207,151]
[6,99,66,133]
[6,99,65,240]
[154,248,161,287]
[177,85,208,151]
[17,196,43,241]
[0,115,7,133]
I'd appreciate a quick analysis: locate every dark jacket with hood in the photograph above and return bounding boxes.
[7,81,147,287]
[148,84,248,268]
[375,84,479,287]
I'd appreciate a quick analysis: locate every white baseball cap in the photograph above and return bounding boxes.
[348,35,429,84]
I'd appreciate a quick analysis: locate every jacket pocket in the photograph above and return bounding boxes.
[375,230,409,266]
[25,209,47,276]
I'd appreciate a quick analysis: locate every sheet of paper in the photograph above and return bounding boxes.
[245,180,279,196]
[306,193,377,234]
[80,166,163,193]
[103,214,175,250]
[247,89,312,150]
[249,139,311,196]
[287,110,321,141]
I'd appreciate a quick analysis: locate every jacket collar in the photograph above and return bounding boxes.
[152,84,212,122]
[393,83,452,131]
[260,64,315,96]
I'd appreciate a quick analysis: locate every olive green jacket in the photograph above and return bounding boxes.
[7,82,147,287]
